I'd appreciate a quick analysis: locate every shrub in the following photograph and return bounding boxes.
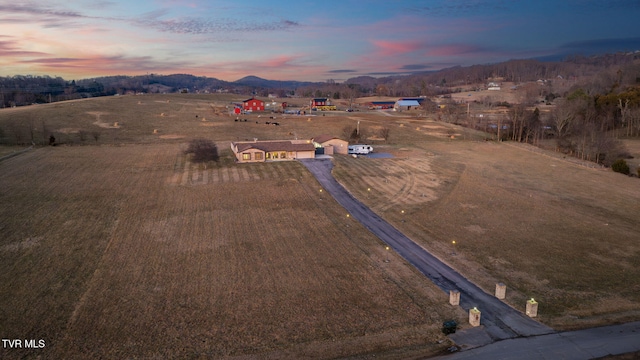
[184,138,219,163]
[611,159,630,175]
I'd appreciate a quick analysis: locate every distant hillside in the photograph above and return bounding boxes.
[78,74,231,94]
[2,51,639,108]
[233,76,317,90]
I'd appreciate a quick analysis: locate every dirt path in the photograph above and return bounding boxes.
[300,158,553,342]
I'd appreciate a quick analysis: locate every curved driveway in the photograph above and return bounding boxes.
[300,158,553,341]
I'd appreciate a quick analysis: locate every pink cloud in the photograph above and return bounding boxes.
[192,53,334,81]
[13,54,191,78]
[0,40,49,57]
[262,55,301,68]
[370,39,425,56]
[425,44,487,57]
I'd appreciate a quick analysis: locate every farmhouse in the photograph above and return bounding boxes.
[312,135,349,155]
[231,140,315,163]
[242,97,265,112]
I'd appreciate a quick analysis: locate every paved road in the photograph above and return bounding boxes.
[432,321,640,360]
[300,159,553,342]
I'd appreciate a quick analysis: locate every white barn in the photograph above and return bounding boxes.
[394,100,420,111]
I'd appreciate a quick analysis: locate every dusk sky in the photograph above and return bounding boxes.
[1,0,640,82]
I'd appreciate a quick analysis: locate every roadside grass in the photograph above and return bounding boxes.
[0,144,464,359]
[333,140,640,330]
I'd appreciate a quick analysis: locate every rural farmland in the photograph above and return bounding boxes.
[1,93,640,359]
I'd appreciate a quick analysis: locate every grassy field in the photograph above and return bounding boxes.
[1,93,639,358]
[333,138,640,331]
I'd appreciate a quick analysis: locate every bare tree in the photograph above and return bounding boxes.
[508,104,526,142]
[379,127,391,143]
[551,99,575,141]
[184,138,219,163]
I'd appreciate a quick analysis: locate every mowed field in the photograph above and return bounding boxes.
[333,140,640,331]
[1,93,640,358]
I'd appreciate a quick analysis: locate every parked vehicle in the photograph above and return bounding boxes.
[348,144,373,155]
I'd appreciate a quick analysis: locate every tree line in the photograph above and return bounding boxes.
[436,70,640,167]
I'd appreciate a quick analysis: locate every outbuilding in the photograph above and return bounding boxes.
[369,101,396,109]
[394,99,421,111]
[242,97,265,112]
[311,98,328,108]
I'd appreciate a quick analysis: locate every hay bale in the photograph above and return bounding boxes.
[113,122,119,127]
[153,129,158,134]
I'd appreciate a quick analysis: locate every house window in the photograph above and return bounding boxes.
[280,152,287,159]
[242,153,251,160]
[254,152,263,160]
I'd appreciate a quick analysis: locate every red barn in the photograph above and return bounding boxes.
[242,97,265,112]
[310,98,327,108]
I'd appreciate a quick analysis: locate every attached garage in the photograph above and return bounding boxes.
[312,135,349,155]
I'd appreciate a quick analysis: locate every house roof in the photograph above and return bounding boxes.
[242,97,263,103]
[399,97,425,103]
[395,100,421,107]
[312,98,327,102]
[234,140,314,153]
[312,134,343,144]
[371,101,396,105]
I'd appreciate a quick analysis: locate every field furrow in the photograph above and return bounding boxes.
[0,145,460,359]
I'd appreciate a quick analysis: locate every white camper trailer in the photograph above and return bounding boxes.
[348,144,373,155]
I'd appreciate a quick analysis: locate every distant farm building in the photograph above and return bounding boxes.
[399,97,426,104]
[312,135,349,155]
[369,101,396,109]
[242,97,265,112]
[310,98,337,111]
[394,99,421,111]
[311,98,328,107]
[487,82,501,91]
[231,140,315,163]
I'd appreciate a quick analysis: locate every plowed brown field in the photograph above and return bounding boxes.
[0,144,462,359]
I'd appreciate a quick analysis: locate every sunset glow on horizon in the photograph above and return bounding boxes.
[1,0,640,82]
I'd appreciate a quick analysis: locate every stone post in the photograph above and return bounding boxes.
[449,290,460,306]
[469,307,481,327]
[526,298,538,317]
[495,283,506,299]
